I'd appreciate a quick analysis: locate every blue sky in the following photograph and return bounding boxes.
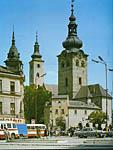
[0,0,113,95]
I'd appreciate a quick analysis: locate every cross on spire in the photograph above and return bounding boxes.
[71,0,74,15]
[36,31,38,43]
[12,24,15,45]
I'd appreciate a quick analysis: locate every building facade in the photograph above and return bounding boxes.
[0,31,25,123]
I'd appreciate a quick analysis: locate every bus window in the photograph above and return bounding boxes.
[12,124,16,128]
[7,123,11,128]
[4,124,6,128]
[1,124,3,129]
[31,126,35,129]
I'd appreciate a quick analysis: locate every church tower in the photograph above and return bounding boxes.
[58,0,88,99]
[29,33,45,86]
[5,31,23,75]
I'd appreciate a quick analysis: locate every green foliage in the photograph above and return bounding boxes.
[88,110,106,126]
[24,84,52,124]
[56,117,66,131]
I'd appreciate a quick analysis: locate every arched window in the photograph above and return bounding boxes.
[79,77,82,85]
[37,64,40,68]
[81,61,85,67]
[76,59,79,66]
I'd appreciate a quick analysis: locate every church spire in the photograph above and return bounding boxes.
[4,29,23,75]
[62,0,83,50]
[31,32,42,60]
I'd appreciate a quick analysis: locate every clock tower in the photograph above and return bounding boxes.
[29,33,45,87]
[58,0,88,99]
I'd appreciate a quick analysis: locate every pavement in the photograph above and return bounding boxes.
[0,136,113,149]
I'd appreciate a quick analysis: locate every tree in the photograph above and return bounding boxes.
[88,111,106,129]
[56,117,66,131]
[24,84,52,123]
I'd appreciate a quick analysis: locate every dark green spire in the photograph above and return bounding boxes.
[62,0,83,50]
[5,30,23,75]
[31,32,42,60]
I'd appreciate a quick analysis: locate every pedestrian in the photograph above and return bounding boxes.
[4,127,10,141]
[36,128,40,138]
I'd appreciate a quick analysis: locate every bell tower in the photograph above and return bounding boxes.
[58,0,88,99]
[29,33,45,86]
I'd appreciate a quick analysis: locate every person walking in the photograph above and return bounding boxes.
[4,127,10,141]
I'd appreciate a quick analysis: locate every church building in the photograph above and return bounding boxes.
[46,0,112,130]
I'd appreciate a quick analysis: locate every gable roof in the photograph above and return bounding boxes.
[75,84,112,99]
[69,100,100,110]
[0,65,15,74]
[45,84,58,96]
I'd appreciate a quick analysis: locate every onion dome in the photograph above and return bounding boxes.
[62,0,83,50]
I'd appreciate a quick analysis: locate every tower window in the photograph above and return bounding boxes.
[55,109,58,114]
[36,72,39,77]
[0,80,2,92]
[81,61,85,67]
[10,81,15,93]
[37,64,40,68]
[74,109,77,115]
[66,61,70,67]
[61,109,64,114]
[61,62,65,68]
[76,59,79,66]
[84,110,87,115]
[65,78,68,87]
[79,77,82,85]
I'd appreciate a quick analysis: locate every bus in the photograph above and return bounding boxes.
[27,124,46,138]
[0,120,19,140]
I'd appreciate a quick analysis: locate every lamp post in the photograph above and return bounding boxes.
[92,56,108,127]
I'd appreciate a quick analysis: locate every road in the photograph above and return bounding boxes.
[0,136,113,149]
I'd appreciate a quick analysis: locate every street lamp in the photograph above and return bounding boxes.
[92,56,108,126]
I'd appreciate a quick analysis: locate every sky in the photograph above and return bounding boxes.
[0,0,113,96]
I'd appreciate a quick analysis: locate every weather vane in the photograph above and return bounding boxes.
[36,31,38,42]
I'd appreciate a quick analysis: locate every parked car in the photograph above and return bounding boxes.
[75,127,105,138]
[67,127,75,137]
[107,128,113,137]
